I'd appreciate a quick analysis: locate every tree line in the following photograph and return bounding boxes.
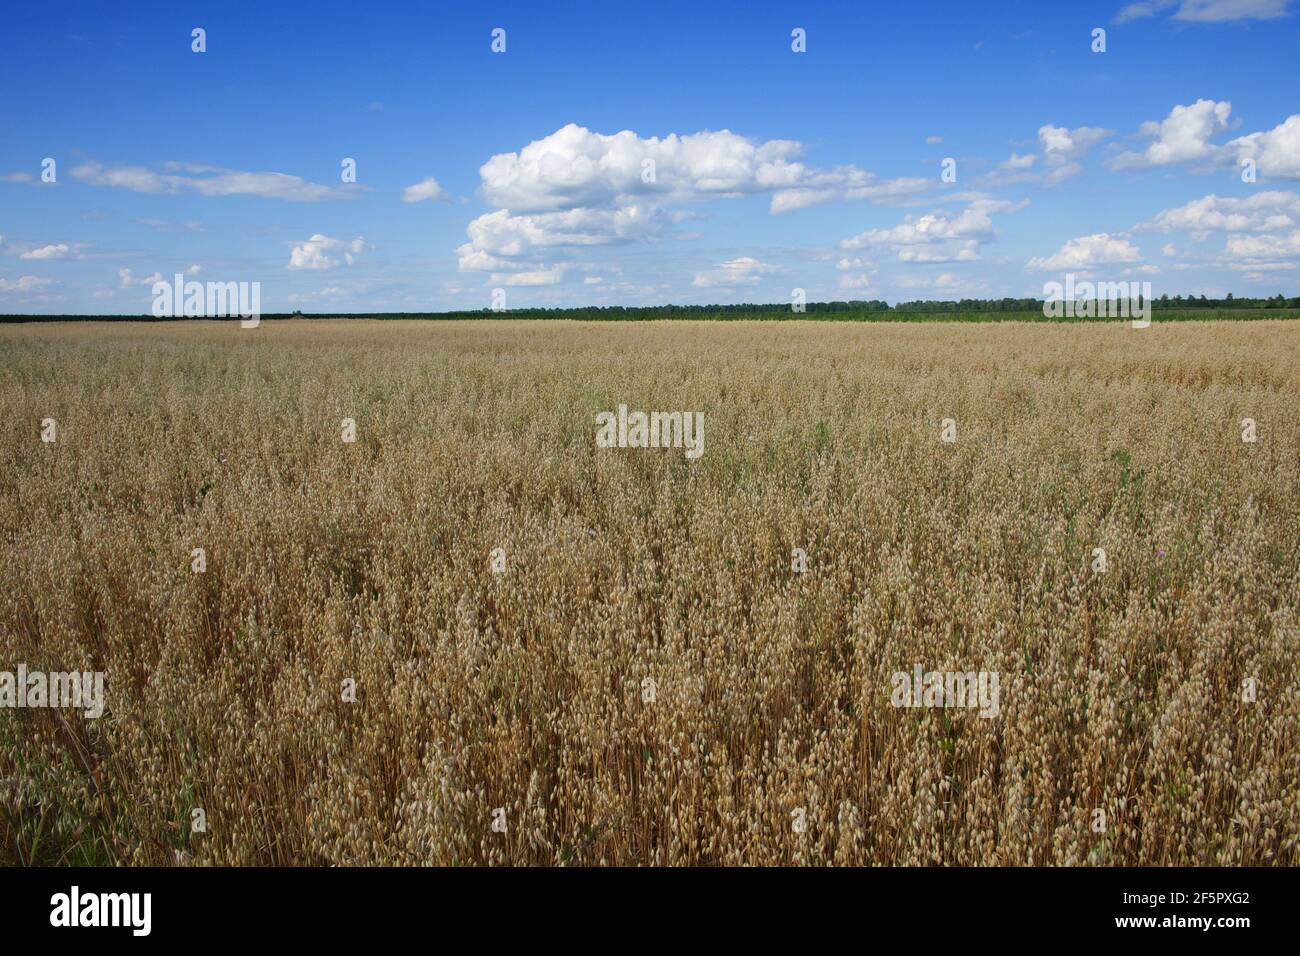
[3,293,1298,323]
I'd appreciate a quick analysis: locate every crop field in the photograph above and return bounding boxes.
[1,319,1297,866]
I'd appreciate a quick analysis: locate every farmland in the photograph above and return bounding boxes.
[1,319,1297,865]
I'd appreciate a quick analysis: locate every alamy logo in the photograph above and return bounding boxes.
[595,404,704,459]
[1042,273,1152,328]
[890,665,1000,719]
[50,886,151,936]
[0,665,104,719]
[152,273,261,327]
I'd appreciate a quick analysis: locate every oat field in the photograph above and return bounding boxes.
[1,319,1297,866]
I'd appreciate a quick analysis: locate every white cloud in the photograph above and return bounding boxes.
[1039,124,1113,182]
[73,160,354,201]
[1115,1,1173,21]
[840,198,1024,263]
[490,266,567,286]
[1110,99,1233,170]
[118,268,163,288]
[691,256,775,288]
[401,176,446,203]
[286,285,353,304]
[478,123,866,214]
[1027,233,1144,270]
[838,273,874,290]
[288,235,367,270]
[1136,191,1300,236]
[893,272,990,297]
[1109,101,1300,179]
[1115,0,1289,21]
[1177,0,1291,19]
[1226,115,1300,179]
[1222,231,1300,266]
[984,125,1112,186]
[1039,125,1111,159]
[457,124,934,274]
[843,200,1003,246]
[895,243,981,263]
[461,206,663,262]
[1133,190,1300,271]
[925,136,944,145]
[18,243,74,260]
[769,174,931,214]
[0,275,55,292]
[1205,205,1300,269]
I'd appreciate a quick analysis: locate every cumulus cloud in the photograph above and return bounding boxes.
[840,198,1025,263]
[1115,0,1290,22]
[401,176,446,203]
[1110,99,1233,170]
[691,256,776,288]
[984,125,1112,186]
[1221,231,1300,268]
[1038,124,1113,182]
[119,268,163,288]
[458,205,664,266]
[1105,100,1300,180]
[1136,191,1300,236]
[1225,114,1300,179]
[1027,233,1144,270]
[288,235,367,270]
[72,160,354,201]
[1137,190,1300,270]
[18,243,75,260]
[0,275,54,292]
[456,124,935,277]
[477,123,876,214]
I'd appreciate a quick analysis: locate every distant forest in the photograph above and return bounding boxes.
[3,293,1299,322]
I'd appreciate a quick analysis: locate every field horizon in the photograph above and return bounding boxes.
[4,302,1300,325]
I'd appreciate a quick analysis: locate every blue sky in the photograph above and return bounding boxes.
[2,0,1298,313]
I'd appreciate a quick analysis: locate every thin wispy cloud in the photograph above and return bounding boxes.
[72,161,357,201]
[1115,0,1290,23]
